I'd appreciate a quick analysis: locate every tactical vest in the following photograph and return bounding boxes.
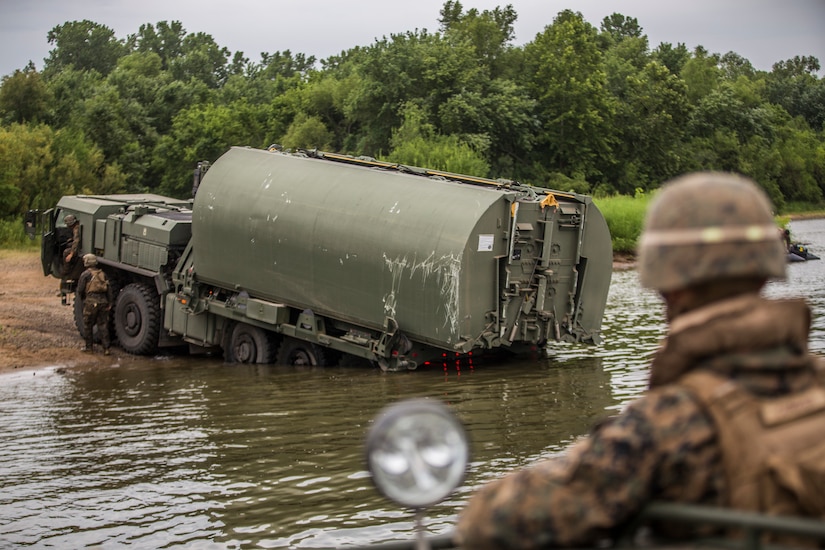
[680,368,825,545]
[86,269,109,295]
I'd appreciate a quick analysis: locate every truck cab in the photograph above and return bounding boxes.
[27,194,194,350]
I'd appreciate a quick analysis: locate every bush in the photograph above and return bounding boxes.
[594,194,650,254]
[0,217,37,249]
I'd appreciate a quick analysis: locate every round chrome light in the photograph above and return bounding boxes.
[366,398,469,509]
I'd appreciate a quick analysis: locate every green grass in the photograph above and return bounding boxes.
[593,196,825,256]
[782,201,825,219]
[0,218,38,249]
[594,195,650,254]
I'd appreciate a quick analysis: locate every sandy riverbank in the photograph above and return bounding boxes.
[0,250,132,375]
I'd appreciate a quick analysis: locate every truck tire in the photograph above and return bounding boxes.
[114,282,160,355]
[225,323,278,364]
[276,337,331,366]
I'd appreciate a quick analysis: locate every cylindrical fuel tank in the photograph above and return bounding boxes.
[192,147,610,351]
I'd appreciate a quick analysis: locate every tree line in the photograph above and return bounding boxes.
[0,2,823,221]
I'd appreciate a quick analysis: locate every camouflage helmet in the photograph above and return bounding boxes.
[64,214,78,226]
[638,172,786,292]
[83,253,98,267]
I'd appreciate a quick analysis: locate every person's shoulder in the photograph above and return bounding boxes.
[619,384,714,435]
[638,383,702,406]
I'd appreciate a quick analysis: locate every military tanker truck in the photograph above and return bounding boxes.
[27,146,612,370]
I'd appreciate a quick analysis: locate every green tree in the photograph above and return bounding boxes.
[43,20,127,77]
[524,10,616,181]
[0,63,52,124]
[290,71,362,150]
[73,82,147,183]
[169,32,230,88]
[652,42,690,75]
[681,46,721,103]
[688,83,763,141]
[436,77,535,179]
[219,50,315,106]
[50,127,127,196]
[738,134,786,211]
[0,124,125,218]
[280,113,333,150]
[130,21,186,70]
[340,29,484,154]
[600,13,643,42]
[154,101,269,197]
[430,2,535,176]
[773,121,825,203]
[772,55,821,78]
[0,124,52,217]
[256,50,317,80]
[42,66,105,128]
[766,56,824,130]
[609,61,690,192]
[438,1,519,78]
[719,51,755,80]
[384,102,489,176]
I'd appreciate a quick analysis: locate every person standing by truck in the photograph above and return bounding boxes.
[61,214,81,274]
[455,172,825,548]
[76,254,114,355]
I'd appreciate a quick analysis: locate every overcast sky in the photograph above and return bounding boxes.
[1,0,823,79]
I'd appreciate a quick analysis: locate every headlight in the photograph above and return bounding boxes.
[366,398,469,509]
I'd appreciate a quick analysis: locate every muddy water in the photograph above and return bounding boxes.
[2,219,824,549]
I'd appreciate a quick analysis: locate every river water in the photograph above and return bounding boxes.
[2,219,824,549]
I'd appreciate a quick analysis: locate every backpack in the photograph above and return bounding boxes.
[680,369,825,545]
[86,268,109,294]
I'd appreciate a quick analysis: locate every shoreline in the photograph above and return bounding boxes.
[612,252,636,271]
[787,213,825,221]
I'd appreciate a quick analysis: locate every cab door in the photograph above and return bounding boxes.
[38,209,59,277]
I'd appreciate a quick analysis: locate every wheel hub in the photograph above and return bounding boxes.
[124,305,141,336]
[234,335,255,363]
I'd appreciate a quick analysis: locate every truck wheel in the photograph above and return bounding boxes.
[276,337,330,366]
[114,283,160,355]
[226,323,278,364]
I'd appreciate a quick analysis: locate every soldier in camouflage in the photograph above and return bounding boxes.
[455,172,825,548]
[77,253,114,355]
[61,214,81,276]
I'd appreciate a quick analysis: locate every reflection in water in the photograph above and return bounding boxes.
[1,219,823,548]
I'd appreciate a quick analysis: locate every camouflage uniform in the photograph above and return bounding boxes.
[76,254,114,354]
[455,173,825,548]
[61,215,81,276]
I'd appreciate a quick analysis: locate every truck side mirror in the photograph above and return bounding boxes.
[23,210,39,240]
